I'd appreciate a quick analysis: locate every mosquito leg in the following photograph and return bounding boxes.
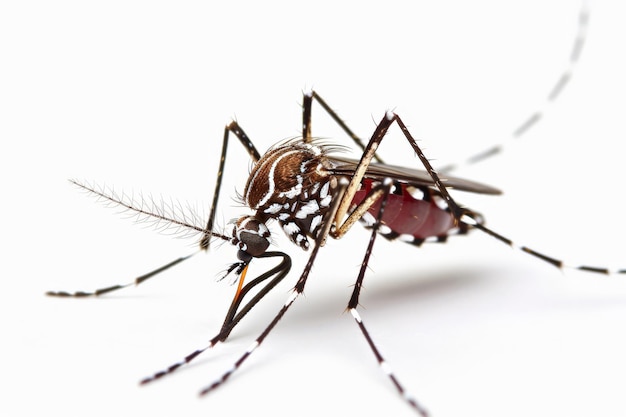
[390,114,464,220]
[143,163,344,389]
[332,178,390,240]
[438,2,590,173]
[218,251,292,341]
[144,184,344,386]
[460,212,626,276]
[198,290,300,396]
[350,309,429,416]
[139,336,220,385]
[345,179,429,416]
[302,90,385,163]
[197,242,323,396]
[329,111,463,243]
[46,253,197,297]
[140,251,292,384]
[201,121,261,250]
[331,114,395,234]
[47,179,235,297]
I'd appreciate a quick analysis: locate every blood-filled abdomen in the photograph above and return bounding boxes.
[351,180,454,239]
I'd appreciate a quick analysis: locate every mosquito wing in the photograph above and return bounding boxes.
[328,156,502,195]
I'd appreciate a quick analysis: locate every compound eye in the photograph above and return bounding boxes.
[233,216,271,258]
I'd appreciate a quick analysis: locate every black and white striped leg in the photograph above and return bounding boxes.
[350,309,428,417]
[438,2,590,173]
[347,178,429,416]
[45,179,234,298]
[198,290,300,396]
[460,211,626,276]
[197,242,325,396]
[140,251,292,384]
[46,252,196,297]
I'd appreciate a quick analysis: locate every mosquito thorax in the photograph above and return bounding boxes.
[231,216,271,261]
[243,140,336,250]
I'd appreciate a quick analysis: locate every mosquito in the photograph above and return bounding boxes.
[47,5,613,417]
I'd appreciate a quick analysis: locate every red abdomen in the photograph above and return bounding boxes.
[351,180,454,239]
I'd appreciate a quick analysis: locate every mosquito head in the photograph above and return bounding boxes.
[231,215,271,262]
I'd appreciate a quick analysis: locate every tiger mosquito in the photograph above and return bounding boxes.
[48,4,619,416]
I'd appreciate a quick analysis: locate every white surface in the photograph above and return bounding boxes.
[3,1,626,416]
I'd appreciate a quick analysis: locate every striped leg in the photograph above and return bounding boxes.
[347,178,429,416]
[140,251,292,384]
[45,180,226,298]
[438,2,590,173]
[198,290,300,396]
[46,253,196,297]
[350,309,428,416]
[460,212,626,275]
[197,242,323,396]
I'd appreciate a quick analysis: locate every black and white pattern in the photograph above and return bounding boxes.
[48,5,626,415]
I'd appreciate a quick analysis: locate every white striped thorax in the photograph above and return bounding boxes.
[240,139,337,251]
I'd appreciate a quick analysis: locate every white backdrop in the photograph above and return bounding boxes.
[3,1,626,416]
